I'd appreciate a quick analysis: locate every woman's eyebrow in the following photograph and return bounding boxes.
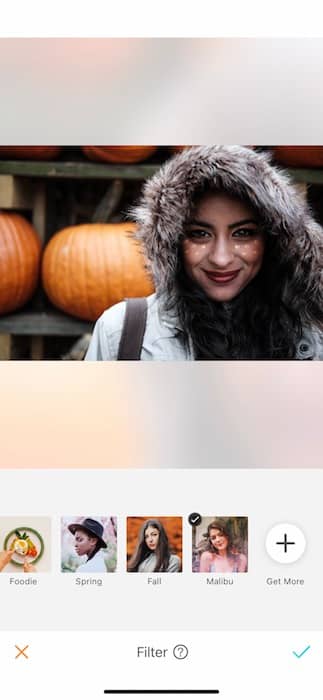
[228,218,258,228]
[187,218,258,228]
[186,218,213,228]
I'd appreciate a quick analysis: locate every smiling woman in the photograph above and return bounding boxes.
[85,145,323,361]
[192,516,248,574]
[199,520,247,574]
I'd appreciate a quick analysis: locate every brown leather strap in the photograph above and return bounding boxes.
[117,297,148,360]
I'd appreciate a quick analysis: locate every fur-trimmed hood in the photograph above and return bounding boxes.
[134,145,323,314]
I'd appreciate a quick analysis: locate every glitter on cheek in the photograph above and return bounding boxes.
[237,242,262,261]
[183,241,205,264]
[184,241,199,252]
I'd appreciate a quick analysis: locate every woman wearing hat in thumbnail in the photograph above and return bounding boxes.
[86,145,323,360]
[199,520,247,573]
[128,519,181,573]
[68,518,107,573]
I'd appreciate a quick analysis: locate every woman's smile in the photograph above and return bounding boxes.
[203,268,241,284]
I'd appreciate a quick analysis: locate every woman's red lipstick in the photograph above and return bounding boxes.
[204,269,240,283]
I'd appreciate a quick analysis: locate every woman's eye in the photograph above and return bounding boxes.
[232,228,258,239]
[186,229,211,240]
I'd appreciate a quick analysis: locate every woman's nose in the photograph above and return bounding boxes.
[208,237,234,268]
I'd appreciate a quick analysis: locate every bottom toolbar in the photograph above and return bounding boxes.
[1,631,319,700]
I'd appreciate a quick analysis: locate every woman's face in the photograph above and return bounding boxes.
[183,191,265,302]
[74,529,97,556]
[145,526,160,551]
[209,528,229,552]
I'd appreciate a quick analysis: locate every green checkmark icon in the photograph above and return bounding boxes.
[293,645,311,658]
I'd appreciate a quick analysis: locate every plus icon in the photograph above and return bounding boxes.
[276,533,295,553]
[266,523,306,564]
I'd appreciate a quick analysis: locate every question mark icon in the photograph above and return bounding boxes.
[173,644,189,659]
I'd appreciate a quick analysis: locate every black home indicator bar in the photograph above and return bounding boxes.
[104,692,220,695]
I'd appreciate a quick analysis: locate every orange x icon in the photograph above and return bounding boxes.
[15,645,29,659]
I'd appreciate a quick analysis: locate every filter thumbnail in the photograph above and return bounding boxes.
[127,517,182,572]
[192,516,248,573]
[61,516,117,573]
[0,517,51,573]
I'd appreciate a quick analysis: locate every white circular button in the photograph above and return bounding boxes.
[265,523,306,564]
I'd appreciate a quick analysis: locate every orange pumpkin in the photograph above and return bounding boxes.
[82,146,157,164]
[0,212,41,314]
[0,146,61,160]
[41,223,154,321]
[272,146,323,168]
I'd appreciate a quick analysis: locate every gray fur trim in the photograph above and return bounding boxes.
[132,146,323,303]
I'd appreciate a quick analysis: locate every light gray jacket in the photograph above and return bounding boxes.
[85,293,193,361]
[85,293,323,361]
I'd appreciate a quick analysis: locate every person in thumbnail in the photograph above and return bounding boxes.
[0,550,36,573]
[85,145,323,360]
[127,519,181,573]
[0,550,15,572]
[68,518,107,573]
[199,520,247,573]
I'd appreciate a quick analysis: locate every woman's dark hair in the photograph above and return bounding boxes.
[171,185,323,359]
[128,519,172,572]
[87,538,102,561]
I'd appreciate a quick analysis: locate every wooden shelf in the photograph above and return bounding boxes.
[285,168,323,184]
[0,310,93,336]
[0,160,161,180]
[0,160,323,183]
